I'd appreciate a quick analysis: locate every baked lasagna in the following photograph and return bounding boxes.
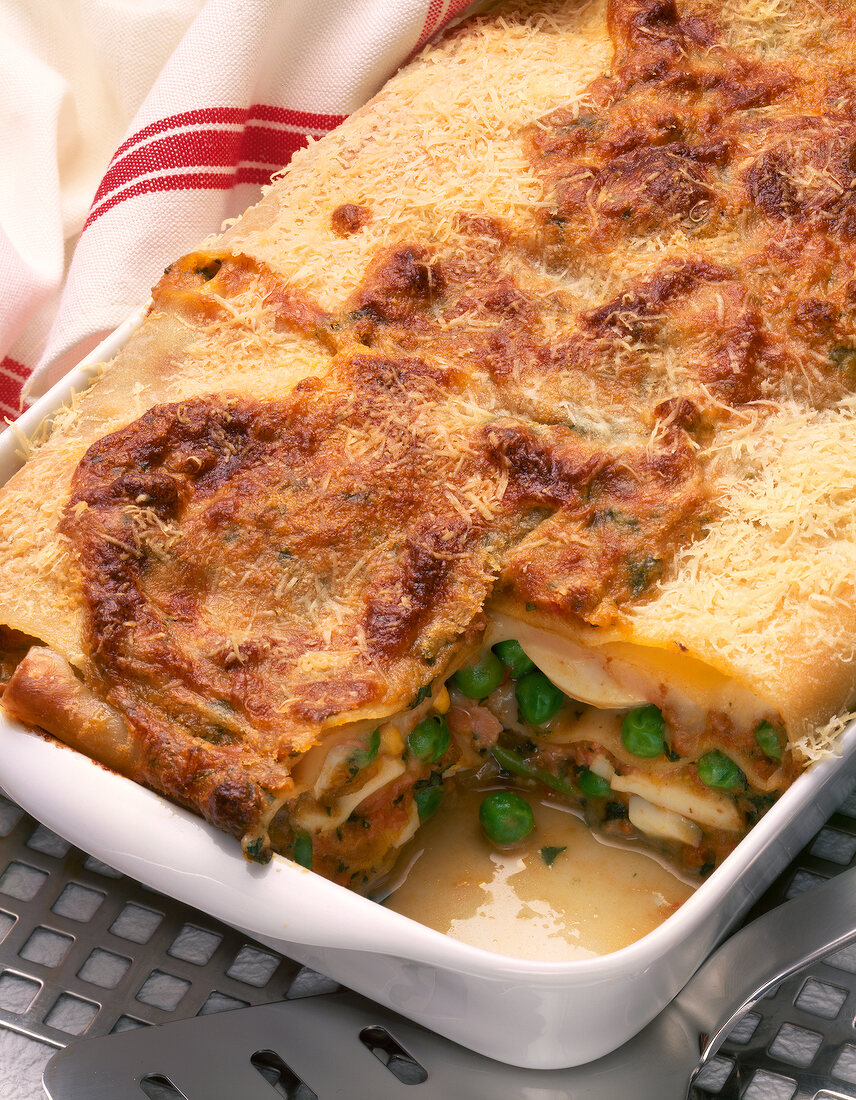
[2,0,856,891]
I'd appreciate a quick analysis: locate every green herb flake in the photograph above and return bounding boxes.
[491,746,576,798]
[293,833,313,869]
[200,724,235,746]
[747,792,776,816]
[830,345,856,373]
[409,683,432,710]
[627,556,662,596]
[194,258,222,280]
[348,728,380,774]
[540,845,567,867]
[244,837,264,861]
[589,508,639,529]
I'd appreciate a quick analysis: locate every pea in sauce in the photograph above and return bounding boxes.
[383,785,695,961]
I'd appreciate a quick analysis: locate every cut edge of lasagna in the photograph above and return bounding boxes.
[2,0,856,896]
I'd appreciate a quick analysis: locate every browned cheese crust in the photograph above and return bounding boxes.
[5,0,856,873]
[57,246,707,854]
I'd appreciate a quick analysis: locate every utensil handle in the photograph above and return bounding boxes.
[677,864,856,1058]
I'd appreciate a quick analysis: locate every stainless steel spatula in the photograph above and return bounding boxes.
[42,864,856,1100]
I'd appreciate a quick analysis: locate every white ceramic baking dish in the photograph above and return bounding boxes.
[1,318,855,1070]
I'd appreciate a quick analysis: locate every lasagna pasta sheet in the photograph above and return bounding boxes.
[2,0,856,884]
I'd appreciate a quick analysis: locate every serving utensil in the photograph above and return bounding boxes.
[42,863,856,1100]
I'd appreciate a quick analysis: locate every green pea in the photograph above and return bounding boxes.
[492,639,535,678]
[452,651,504,699]
[407,715,451,762]
[578,767,611,799]
[293,832,313,869]
[621,705,665,758]
[414,785,443,820]
[697,750,745,790]
[755,720,783,761]
[479,791,535,846]
[516,670,565,726]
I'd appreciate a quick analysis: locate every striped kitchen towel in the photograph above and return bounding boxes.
[0,0,478,418]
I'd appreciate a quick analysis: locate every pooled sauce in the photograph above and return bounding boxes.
[382,786,695,960]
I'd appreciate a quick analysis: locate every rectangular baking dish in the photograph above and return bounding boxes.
[1,315,855,1070]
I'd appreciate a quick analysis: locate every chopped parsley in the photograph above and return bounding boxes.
[627,555,662,596]
[409,683,432,709]
[348,728,380,776]
[830,345,856,372]
[194,258,222,280]
[293,833,313,869]
[244,836,265,861]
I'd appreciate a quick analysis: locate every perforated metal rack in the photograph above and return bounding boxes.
[4,788,856,1100]
[0,792,339,1100]
[689,790,856,1100]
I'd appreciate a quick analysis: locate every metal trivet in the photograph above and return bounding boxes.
[690,795,856,1100]
[3,788,856,1099]
[0,792,339,1100]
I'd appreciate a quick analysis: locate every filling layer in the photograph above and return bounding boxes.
[0,616,796,890]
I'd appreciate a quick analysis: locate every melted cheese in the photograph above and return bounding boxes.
[628,400,856,753]
[1,0,856,894]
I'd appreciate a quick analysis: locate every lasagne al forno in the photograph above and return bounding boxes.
[2,0,856,898]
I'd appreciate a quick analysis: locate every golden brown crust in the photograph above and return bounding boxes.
[153,250,336,349]
[59,353,510,848]
[3,647,143,777]
[330,203,372,236]
[58,317,705,853]
[494,423,706,621]
[3,0,856,879]
[524,0,856,413]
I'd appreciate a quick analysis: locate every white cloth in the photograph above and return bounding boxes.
[0,0,477,417]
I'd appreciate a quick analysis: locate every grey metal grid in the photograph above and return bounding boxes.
[0,792,339,1099]
[5,787,856,1099]
[690,792,856,1100]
